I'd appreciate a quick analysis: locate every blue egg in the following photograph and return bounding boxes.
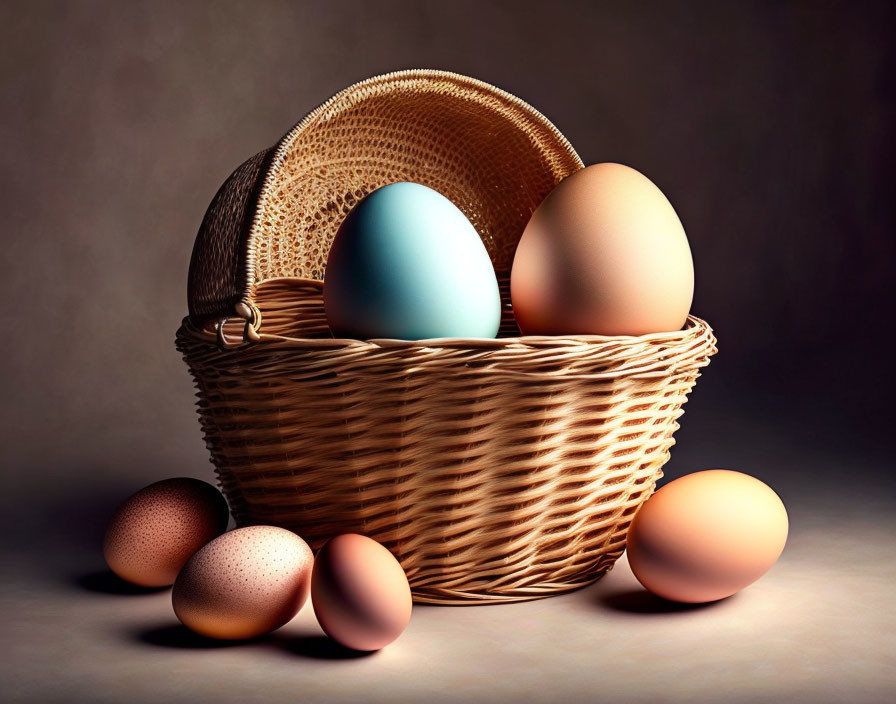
[324,182,501,340]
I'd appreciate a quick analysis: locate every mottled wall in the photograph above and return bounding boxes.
[1,1,893,506]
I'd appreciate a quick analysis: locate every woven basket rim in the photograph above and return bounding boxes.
[178,315,716,384]
[181,274,715,354]
[187,316,713,349]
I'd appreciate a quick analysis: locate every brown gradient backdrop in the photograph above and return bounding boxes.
[1,1,894,508]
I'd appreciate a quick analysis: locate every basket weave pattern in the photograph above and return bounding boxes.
[177,70,717,604]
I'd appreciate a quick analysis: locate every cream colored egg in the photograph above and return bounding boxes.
[511,163,694,336]
[626,470,789,603]
[172,525,313,640]
[102,478,229,587]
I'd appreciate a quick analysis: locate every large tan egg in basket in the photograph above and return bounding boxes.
[176,69,717,604]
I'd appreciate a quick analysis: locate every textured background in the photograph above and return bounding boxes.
[1,2,893,702]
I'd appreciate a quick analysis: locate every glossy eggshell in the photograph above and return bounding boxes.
[311,534,412,651]
[324,182,501,340]
[172,526,313,640]
[626,470,789,603]
[510,163,694,336]
[102,478,229,587]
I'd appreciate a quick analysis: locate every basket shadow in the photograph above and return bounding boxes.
[75,570,169,595]
[597,588,731,614]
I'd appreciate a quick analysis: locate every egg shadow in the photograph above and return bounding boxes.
[75,570,170,595]
[137,623,257,649]
[136,625,376,659]
[598,588,731,614]
[278,634,377,660]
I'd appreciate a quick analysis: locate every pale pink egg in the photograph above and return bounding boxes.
[311,534,412,651]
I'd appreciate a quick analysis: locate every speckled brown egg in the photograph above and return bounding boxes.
[172,525,313,640]
[311,533,412,651]
[102,477,229,587]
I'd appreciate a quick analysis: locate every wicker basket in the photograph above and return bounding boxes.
[176,69,717,605]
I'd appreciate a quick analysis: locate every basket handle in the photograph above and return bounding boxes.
[185,70,585,348]
[187,147,273,344]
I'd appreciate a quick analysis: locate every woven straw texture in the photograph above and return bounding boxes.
[178,70,717,604]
